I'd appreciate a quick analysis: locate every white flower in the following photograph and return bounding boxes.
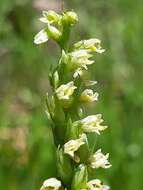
[87,179,110,190]
[89,149,111,169]
[56,81,77,100]
[64,134,86,159]
[74,38,105,54]
[79,115,107,134]
[34,29,49,44]
[80,89,99,103]
[40,178,61,190]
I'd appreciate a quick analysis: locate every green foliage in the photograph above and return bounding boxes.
[0,0,143,190]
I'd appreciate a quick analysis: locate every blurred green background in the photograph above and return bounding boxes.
[0,0,143,189]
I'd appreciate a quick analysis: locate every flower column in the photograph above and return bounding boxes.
[34,10,111,190]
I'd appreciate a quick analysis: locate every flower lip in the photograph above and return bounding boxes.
[40,178,61,190]
[87,179,110,190]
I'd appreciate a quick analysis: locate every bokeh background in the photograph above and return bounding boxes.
[0,0,143,189]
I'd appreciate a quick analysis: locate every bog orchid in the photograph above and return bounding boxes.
[80,89,99,103]
[34,9,111,190]
[55,81,77,100]
[64,134,86,160]
[89,149,111,169]
[79,115,108,134]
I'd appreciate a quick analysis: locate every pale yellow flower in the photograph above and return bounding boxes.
[80,89,99,103]
[89,149,111,169]
[56,81,77,100]
[79,115,107,134]
[40,178,61,190]
[74,38,105,54]
[64,134,86,159]
[87,179,110,190]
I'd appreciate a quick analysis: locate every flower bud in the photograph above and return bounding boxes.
[40,178,61,190]
[65,118,79,140]
[71,164,88,190]
[53,71,59,89]
[80,89,99,103]
[89,149,111,169]
[87,179,110,190]
[47,23,61,41]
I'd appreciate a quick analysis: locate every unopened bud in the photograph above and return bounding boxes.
[71,164,88,190]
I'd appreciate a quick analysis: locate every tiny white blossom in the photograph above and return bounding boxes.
[74,38,105,53]
[89,149,111,169]
[56,81,77,100]
[34,29,48,44]
[87,179,110,190]
[80,89,99,103]
[40,178,61,190]
[64,134,86,159]
[79,115,107,134]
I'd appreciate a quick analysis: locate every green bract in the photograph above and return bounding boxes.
[34,9,111,190]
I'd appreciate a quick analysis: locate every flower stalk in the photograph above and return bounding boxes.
[34,9,111,190]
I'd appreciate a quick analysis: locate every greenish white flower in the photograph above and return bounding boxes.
[56,81,77,100]
[34,29,49,44]
[63,11,78,25]
[79,115,107,134]
[80,89,99,103]
[87,179,110,190]
[64,134,86,159]
[61,50,94,71]
[40,10,61,24]
[74,38,105,54]
[40,178,61,190]
[89,149,111,169]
